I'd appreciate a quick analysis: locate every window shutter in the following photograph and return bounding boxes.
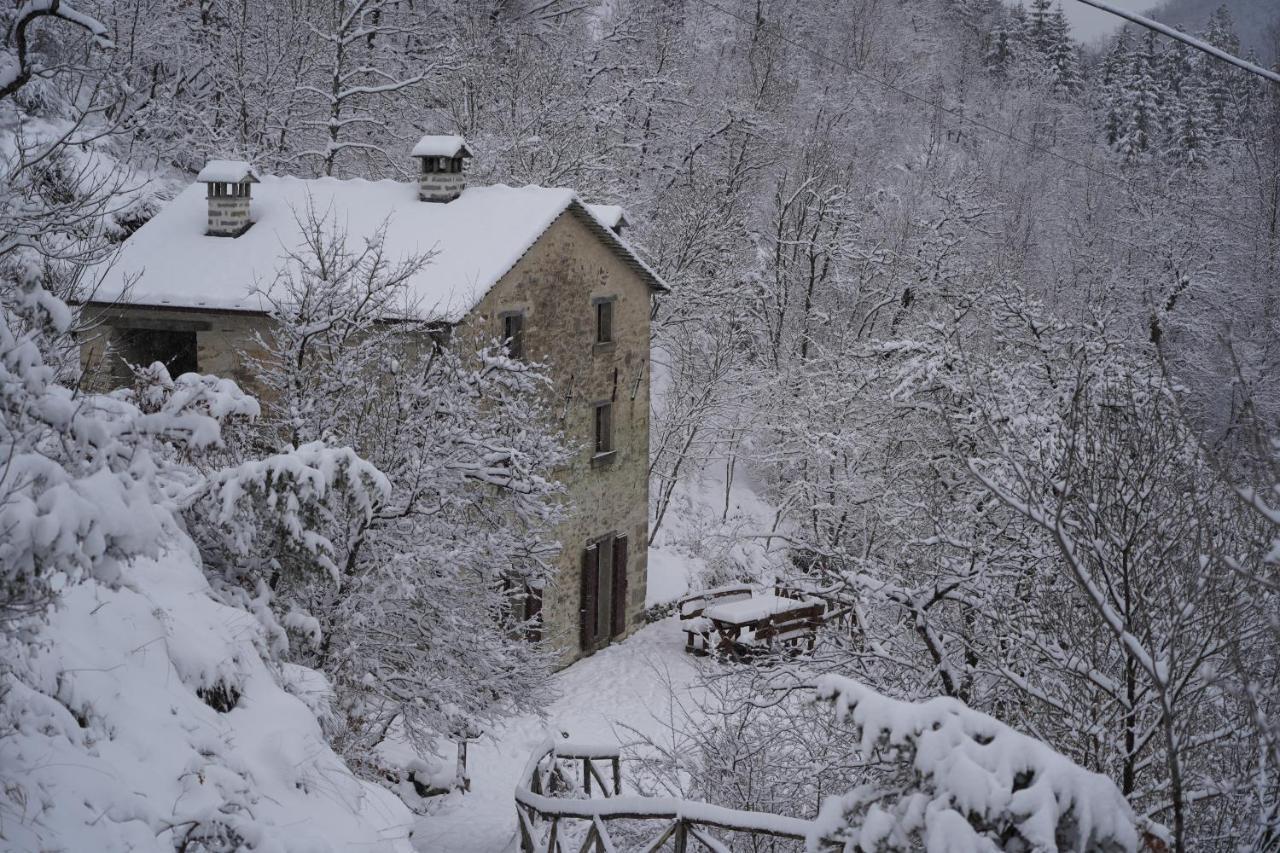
[611,536,629,638]
[580,544,599,650]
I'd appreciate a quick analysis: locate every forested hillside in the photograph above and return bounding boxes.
[3,0,1279,850]
[1150,0,1278,63]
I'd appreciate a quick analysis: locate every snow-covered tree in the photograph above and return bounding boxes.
[211,204,570,799]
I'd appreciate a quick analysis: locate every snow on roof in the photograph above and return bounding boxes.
[585,203,628,230]
[196,160,260,184]
[411,135,473,159]
[93,176,665,321]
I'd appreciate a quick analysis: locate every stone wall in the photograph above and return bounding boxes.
[462,209,652,668]
[207,196,252,237]
[418,172,465,202]
[78,305,274,394]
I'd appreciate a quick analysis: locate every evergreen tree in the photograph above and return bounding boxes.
[1046,6,1081,94]
[1027,0,1054,56]
[1102,30,1134,147]
[1118,31,1164,161]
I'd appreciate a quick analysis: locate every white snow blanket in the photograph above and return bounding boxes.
[0,540,414,852]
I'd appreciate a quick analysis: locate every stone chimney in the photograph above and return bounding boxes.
[197,160,259,237]
[412,135,473,202]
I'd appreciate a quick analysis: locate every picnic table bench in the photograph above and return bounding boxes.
[677,583,825,657]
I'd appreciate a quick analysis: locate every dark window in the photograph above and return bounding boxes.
[596,300,613,344]
[594,402,612,454]
[117,327,198,382]
[502,312,525,359]
[523,583,543,642]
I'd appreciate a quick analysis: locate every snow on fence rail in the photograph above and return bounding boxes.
[514,738,818,852]
[516,679,1157,853]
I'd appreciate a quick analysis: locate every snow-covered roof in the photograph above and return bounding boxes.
[92,176,665,321]
[585,204,628,231]
[196,160,260,184]
[411,135,473,159]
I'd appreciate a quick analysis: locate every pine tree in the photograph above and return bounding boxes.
[1027,0,1054,56]
[1172,78,1211,168]
[1118,31,1164,161]
[1200,6,1241,138]
[1102,30,1133,147]
[1046,6,1081,95]
[985,25,1015,76]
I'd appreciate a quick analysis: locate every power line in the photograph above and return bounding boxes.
[1069,0,1280,86]
[683,0,1260,237]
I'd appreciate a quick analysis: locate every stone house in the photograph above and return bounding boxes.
[82,136,666,666]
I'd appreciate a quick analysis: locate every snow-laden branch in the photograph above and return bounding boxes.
[811,675,1148,852]
[2,0,113,99]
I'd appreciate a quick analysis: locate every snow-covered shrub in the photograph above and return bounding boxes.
[0,278,413,847]
[0,282,256,636]
[0,545,415,851]
[809,675,1148,853]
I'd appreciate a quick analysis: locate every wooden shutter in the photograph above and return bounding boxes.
[610,535,629,638]
[580,544,599,650]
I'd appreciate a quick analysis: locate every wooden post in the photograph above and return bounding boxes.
[583,758,592,797]
[611,756,621,796]
[457,739,471,792]
[673,820,689,853]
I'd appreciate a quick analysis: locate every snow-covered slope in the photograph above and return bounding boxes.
[412,618,698,852]
[1,541,414,852]
[647,463,785,607]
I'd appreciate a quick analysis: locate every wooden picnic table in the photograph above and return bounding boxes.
[701,591,826,657]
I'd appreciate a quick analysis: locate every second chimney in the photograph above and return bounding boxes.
[412,135,473,202]
[197,160,260,237]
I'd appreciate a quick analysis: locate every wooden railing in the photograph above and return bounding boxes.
[515,739,815,852]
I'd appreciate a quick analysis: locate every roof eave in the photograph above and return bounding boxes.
[567,201,669,294]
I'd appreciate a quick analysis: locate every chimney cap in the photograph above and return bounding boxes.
[412,135,473,159]
[197,160,260,184]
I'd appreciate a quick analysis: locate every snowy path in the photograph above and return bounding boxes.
[412,618,699,853]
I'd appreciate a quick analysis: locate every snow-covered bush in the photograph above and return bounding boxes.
[0,274,414,847]
[809,675,1148,853]
[0,545,415,851]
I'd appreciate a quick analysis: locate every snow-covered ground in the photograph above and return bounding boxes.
[646,466,785,607]
[2,544,414,852]
[412,618,698,853]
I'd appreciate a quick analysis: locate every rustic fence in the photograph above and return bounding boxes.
[515,739,816,852]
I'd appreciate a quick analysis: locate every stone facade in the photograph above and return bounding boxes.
[80,206,652,670]
[79,306,273,393]
[418,171,466,203]
[460,209,651,667]
[206,193,252,237]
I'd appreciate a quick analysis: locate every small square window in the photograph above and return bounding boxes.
[596,300,613,344]
[594,402,613,454]
[502,312,525,359]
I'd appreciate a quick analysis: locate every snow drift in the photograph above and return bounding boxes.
[0,539,414,851]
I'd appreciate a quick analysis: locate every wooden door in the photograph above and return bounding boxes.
[610,536,628,638]
[580,544,599,651]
